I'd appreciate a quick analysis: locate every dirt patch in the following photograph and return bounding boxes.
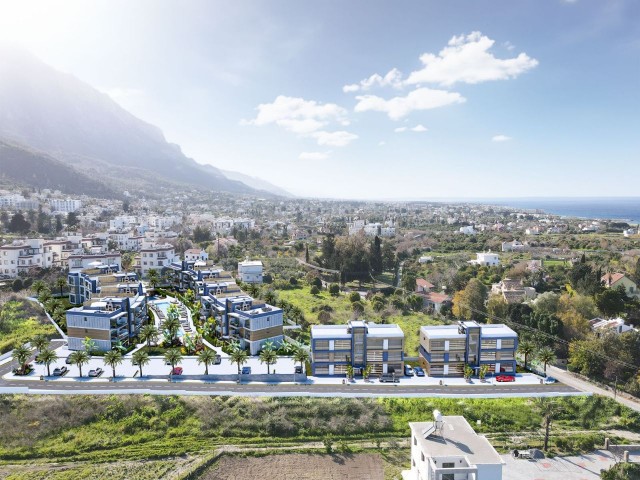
[199,453,384,480]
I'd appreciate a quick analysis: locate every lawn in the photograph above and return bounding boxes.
[0,299,58,354]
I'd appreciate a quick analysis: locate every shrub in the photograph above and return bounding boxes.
[310,285,320,295]
[349,292,361,303]
[329,284,340,296]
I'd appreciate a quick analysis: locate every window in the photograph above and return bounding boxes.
[413,436,417,445]
[442,462,455,468]
[421,452,425,462]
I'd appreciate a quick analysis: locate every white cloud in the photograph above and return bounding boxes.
[355,87,465,120]
[299,151,330,160]
[411,124,428,132]
[406,31,538,86]
[492,134,512,142]
[245,95,357,147]
[343,68,404,93]
[394,127,407,133]
[311,130,358,147]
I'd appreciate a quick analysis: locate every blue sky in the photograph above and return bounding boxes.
[0,0,638,199]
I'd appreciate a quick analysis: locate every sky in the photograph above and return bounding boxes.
[0,0,638,200]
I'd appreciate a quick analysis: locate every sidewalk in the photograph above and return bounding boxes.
[548,365,640,413]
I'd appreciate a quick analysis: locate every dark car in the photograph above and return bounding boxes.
[214,355,222,365]
[404,365,414,376]
[65,355,73,364]
[88,367,103,377]
[52,366,68,376]
[294,365,303,374]
[241,366,251,375]
[379,373,399,383]
[413,366,425,377]
[171,367,183,375]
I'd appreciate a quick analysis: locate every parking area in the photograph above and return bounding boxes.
[502,450,620,479]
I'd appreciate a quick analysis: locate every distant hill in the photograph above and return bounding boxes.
[0,47,259,196]
[0,140,117,198]
[220,169,293,197]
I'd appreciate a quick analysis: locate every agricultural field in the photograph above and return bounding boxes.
[0,298,57,354]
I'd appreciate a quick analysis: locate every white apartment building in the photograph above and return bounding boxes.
[348,220,396,237]
[184,248,208,263]
[138,243,177,277]
[402,413,503,480]
[459,225,476,235]
[470,252,500,267]
[501,240,525,252]
[0,194,25,208]
[109,215,137,231]
[49,198,82,213]
[238,259,263,283]
[0,239,53,277]
[214,217,255,233]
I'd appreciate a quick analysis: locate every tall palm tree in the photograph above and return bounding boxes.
[55,277,67,297]
[229,347,248,382]
[197,349,217,375]
[264,290,277,305]
[259,347,278,375]
[69,350,90,378]
[103,350,123,379]
[12,344,31,374]
[164,348,183,376]
[535,398,558,451]
[518,340,535,370]
[31,334,49,355]
[537,347,556,375]
[139,324,159,347]
[38,348,58,377]
[162,316,181,346]
[293,347,309,374]
[147,268,160,289]
[131,350,150,377]
[31,280,46,297]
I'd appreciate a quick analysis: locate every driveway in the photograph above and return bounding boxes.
[503,450,620,479]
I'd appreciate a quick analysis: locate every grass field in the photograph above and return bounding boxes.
[0,299,57,354]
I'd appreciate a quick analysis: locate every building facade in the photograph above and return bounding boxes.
[418,321,518,377]
[310,321,404,376]
[238,259,263,284]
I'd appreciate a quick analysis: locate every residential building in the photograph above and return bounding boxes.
[184,248,208,263]
[418,322,518,377]
[68,269,138,305]
[0,239,57,277]
[137,243,177,277]
[200,291,283,355]
[109,215,137,231]
[470,252,500,267]
[67,252,121,273]
[459,225,476,235]
[501,240,525,252]
[66,291,147,351]
[491,278,537,304]
[601,273,639,298]
[49,198,82,213]
[348,219,395,237]
[238,259,263,284]
[590,317,634,335]
[402,412,503,480]
[310,320,404,376]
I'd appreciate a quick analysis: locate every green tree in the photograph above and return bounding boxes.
[453,279,488,321]
[535,398,558,451]
[162,306,181,346]
[596,286,628,318]
[518,340,535,370]
[31,280,47,297]
[55,277,67,297]
[164,348,183,376]
[259,346,278,374]
[31,334,49,354]
[329,283,340,296]
[370,236,383,275]
[103,350,123,379]
[487,294,509,322]
[12,344,31,374]
[293,347,309,374]
[38,348,58,377]
[463,364,473,381]
[147,268,160,288]
[479,364,489,381]
[82,337,97,355]
[230,345,248,381]
[310,285,320,295]
[139,324,159,347]
[66,211,80,229]
[69,350,90,377]
[537,347,556,374]
[197,349,217,375]
[131,350,150,377]
[8,212,30,234]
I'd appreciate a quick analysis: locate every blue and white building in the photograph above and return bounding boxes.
[418,321,518,377]
[310,320,404,376]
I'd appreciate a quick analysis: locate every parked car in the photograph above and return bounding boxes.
[379,373,399,383]
[65,355,73,364]
[214,355,222,365]
[88,367,103,377]
[241,366,251,375]
[52,366,68,376]
[413,366,425,377]
[171,367,183,375]
[294,365,303,374]
[404,365,415,377]
[496,375,515,382]
[544,376,557,384]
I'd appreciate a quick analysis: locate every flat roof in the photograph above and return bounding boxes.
[410,416,503,465]
[421,323,517,339]
[239,260,263,267]
[311,322,403,339]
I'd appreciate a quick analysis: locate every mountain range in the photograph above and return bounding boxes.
[0,47,291,199]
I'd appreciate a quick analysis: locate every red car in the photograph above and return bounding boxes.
[496,375,515,382]
[171,367,183,375]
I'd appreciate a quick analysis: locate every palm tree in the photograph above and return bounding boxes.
[147,268,160,289]
[103,350,123,379]
[259,346,278,374]
[38,348,58,376]
[139,324,159,347]
[131,350,150,377]
[164,348,183,376]
[31,334,49,355]
[12,344,31,374]
[197,349,217,375]
[32,280,46,297]
[69,350,90,377]
[55,277,67,297]
[264,290,277,305]
[535,398,558,451]
[229,346,248,382]
[293,347,309,374]
[537,347,556,375]
[162,315,181,346]
[518,340,535,370]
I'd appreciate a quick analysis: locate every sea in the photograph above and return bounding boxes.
[475,197,640,225]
